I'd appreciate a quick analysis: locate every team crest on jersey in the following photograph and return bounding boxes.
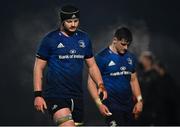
[127,58,132,65]
[78,40,86,48]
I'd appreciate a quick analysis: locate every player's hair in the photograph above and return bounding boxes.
[114,27,132,43]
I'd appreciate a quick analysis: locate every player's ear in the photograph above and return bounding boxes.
[113,37,118,44]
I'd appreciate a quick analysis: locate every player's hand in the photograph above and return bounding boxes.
[98,104,112,117]
[95,98,112,116]
[132,101,143,119]
[34,97,47,113]
[98,83,107,100]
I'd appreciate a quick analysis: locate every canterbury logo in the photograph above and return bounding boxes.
[57,43,64,48]
[52,104,58,110]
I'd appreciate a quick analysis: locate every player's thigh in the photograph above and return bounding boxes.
[46,99,74,126]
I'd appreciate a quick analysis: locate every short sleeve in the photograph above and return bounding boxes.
[132,55,138,73]
[36,37,51,60]
[84,37,93,59]
[95,54,106,74]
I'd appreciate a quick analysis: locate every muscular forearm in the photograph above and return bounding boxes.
[33,68,43,91]
[33,58,46,91]
[131,73,142,101]
[88,75,103,106]
[131,81,141,97]
[86,57,103,86]
[88,63,103,87]
[86,57,107,100]
[88,75,99,100]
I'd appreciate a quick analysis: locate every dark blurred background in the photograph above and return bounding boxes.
[0,0,180,125]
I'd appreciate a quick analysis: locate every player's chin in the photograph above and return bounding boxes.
[121,50,127,54]
[119,51,125,55]
[69,28,77,32]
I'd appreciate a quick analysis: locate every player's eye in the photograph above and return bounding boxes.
[74,19,79,23]
[66,20,72,23]
[120,43,128,46]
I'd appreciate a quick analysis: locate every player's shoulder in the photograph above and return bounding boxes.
[126,51,136,57]
[43,28,59,39]
[76,29,89,37]
[96,47,109,58]
[125,51,137,61]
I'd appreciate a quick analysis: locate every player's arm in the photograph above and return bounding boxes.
[130,72,143,119]
[87,75,99,104]
[88,74,112,116]
[85,57,107,100]
[34,58,46,91]
[130,72,142,101]
[33,58,47,113]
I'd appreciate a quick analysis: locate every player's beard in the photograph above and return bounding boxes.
[118,49,127,56]
[63,25,77,36]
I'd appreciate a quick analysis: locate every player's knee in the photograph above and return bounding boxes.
[54,114,75,126]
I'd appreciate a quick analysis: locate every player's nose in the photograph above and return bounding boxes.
[71,21,75,26]
[124,45,128,50]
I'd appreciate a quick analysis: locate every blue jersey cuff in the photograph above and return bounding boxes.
[36,53,48,61]
[84,54,93,59]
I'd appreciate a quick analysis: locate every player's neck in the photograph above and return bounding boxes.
[109,43,118,54]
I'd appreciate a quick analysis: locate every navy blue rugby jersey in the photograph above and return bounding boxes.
[36,29,93,99]
[96,47,137,111]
